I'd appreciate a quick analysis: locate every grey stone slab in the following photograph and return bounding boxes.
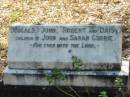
[8,23,122,70]
[3,61,129,87]
[4,73,127,87]
[3,67,129,77]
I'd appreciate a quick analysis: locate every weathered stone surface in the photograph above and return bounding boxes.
[8,23,122,70]
[3,61,129,87]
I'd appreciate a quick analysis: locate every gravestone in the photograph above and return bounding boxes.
[3,23,129,87]
[8,24,121,70]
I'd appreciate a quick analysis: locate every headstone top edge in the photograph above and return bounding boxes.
[10,23,122,27]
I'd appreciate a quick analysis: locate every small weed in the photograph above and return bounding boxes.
[114,78,125,97]
[114,78,124,92]
[1,10,22,37]
[45,67,80,97]
[99,91,108,97]
[9,11,22,22]
[72,56,82,71]
[45,67,65,84]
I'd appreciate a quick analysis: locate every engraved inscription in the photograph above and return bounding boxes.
[8,24,121,69]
